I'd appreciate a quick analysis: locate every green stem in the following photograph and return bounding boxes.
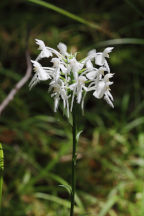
[70,104,77,216]
[0,143,4,210]
[0,177,3,209]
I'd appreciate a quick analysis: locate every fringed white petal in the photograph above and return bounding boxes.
[54,96,60,112]
[104,94,114,108]
[29,73,40,90]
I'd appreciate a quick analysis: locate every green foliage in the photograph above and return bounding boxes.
[0,0,144,215]
[27,0,101,31]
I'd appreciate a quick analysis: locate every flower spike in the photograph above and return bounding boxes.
[29,39,114,116]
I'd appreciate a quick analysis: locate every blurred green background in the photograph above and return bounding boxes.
[0,0,144,215]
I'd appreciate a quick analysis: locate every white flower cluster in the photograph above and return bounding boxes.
[30,39,114,117]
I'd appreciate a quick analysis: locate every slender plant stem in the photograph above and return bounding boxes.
[70,104,77,216]
[0,143,4,211]
[0,177,3,209]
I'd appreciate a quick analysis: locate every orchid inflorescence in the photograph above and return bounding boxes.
[29,39,114,117]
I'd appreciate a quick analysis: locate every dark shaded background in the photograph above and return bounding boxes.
[0,0,144,215]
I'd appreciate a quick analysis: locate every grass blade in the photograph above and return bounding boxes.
[98,196,117,216]
[27,0,113,37]
[34,192,82,213]
[124,0,144,18]
[97,38,144,47]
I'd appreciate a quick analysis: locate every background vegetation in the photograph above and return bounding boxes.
[0,0,144,215]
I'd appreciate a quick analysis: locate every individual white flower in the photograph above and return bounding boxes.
[69,75,87,111]
[76,76,87,103]
[50,80,70,116]
[93,81,106,99]
[95,47,113,66]
[35,39,46,50]
[35,39,53,61]
[88,49,97,60]
[103,47,114,58]
[82,49,97,65]
[29,60,51,89]
[69,58,84,80]
[92,73,114,107]
[103,73,114,82]
[35,39,64,61]
[51,58,67,81]
[57,42,68,56]
[95,47,114,72]
[86,67,107,97]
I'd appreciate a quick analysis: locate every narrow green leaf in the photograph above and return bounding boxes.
[27,0,112,36]
[0,144,4,171]
[98,196,117,216]
[96,38,144,47]
[59,184,72,195]
[124,0,144,18]
[34,192,82,213]
[122,117,144,133]
[76,130,83,143]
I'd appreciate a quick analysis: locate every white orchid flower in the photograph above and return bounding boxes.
[93,81,107,99]
[29,60,51,89]
[69,58,84,80]
[50,80,69,116]
[95,47,114,66]
[57,42,68,56]
[30,39,114,116]
[86,67,106,88]
[95,47,114,72]
[69,75,87,111]
[88,49,97,60]
[92,73,114,107]
[51,58,67,81]
[35,39,53,61]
